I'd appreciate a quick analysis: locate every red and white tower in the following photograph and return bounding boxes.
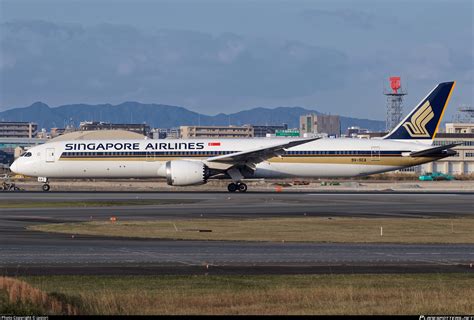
[384,76,407,131]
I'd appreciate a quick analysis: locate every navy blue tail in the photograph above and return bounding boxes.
[384,81,455,140]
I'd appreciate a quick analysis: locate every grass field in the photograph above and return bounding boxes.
[0,274,470,315]
[0,199,199,208]
[28,217,474,243]
[0,277,78,314]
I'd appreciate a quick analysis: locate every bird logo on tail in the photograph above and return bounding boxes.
[402,100,434,138]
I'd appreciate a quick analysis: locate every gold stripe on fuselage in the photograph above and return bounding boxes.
[268,156,437,166]
[59,155,439,166]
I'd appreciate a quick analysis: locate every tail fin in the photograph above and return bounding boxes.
[383,81,455,141]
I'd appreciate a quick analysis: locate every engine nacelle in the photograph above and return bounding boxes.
[165,160,210,186]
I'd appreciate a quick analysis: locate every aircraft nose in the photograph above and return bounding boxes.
[10,160,19,174]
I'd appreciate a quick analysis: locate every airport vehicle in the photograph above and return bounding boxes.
[419,172,455,181]
[10,82,459,192]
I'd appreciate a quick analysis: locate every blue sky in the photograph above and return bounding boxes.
[0,0,472,120]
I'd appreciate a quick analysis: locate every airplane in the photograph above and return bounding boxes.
[10,81,459,192]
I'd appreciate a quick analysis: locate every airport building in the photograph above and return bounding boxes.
[180,125,254,139]
[0,122,38,138]
[151,128,180,139]
[79,121,150,137]
[445,123,474,134]
[346,126,370,138]
[252,124,288,137]
[35,126,77,139]
[50,127,72,138]
[299,114,340,137]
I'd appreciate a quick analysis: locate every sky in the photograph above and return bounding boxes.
[0,0,472,120]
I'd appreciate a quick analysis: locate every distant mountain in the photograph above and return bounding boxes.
[0,102,385,132]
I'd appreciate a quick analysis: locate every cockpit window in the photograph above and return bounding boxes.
[22,152,32,157]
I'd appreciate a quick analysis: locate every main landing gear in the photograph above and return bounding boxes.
[226,168,247,193]
[227,182,247,193]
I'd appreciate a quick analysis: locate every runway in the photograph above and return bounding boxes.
[1,192,473,275]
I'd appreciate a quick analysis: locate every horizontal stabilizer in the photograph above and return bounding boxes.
[409,143,461,157]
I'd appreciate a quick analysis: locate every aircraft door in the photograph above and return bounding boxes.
[46,148,55,162]
[370,146,380,161]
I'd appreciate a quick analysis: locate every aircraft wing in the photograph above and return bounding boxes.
[206,137,320,170]
[409,143,461,157]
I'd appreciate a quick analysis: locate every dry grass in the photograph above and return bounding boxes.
[29,217,474,243]
[359,173,421,180]
[358,172,474,181]
[454,173,474,181]
[22,274,474,315]
[0,277,78,315]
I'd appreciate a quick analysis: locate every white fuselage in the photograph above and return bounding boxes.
[11,138,441,180]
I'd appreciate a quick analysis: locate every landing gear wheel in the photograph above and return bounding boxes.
[237,183,247,192]
[227,183,238,192]
[42,184,50,192]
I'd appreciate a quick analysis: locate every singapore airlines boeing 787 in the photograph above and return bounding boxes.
[10,81,458,192]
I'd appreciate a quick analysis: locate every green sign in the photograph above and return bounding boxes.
[275,130,300,137]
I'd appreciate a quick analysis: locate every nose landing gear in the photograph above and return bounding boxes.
[38,177,50,192]
[227,182,247,193]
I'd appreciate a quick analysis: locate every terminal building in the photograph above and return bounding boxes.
[299,114,340,137]
[180,125,254,139]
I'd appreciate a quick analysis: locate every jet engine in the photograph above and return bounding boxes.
[165,160,210,186]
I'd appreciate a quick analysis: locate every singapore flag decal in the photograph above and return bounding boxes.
[208,142,221,146]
